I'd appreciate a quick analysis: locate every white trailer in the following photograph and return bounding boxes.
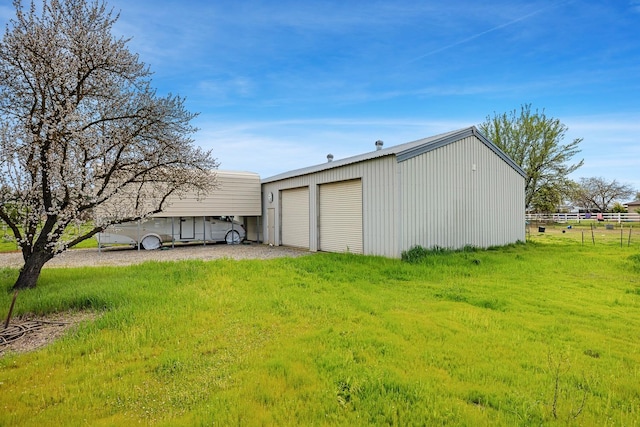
[96,170,261,250]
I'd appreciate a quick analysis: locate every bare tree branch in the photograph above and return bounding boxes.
[570,177,636,212]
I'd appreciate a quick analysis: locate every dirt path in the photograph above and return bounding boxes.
[0,242,309,269]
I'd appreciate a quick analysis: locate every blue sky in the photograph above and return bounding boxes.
[1,0,639,194]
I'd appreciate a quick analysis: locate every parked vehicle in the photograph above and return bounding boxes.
[95,170,260,250]
[97,216,245,249]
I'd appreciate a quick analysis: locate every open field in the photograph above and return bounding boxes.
[1,235,639,425]
[526,220,640,248]
[1,222,97,253]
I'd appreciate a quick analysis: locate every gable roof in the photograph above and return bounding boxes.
[262,126,526,183]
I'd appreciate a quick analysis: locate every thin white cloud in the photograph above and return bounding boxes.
[193,116,475,177]
[197,77,255,99]
[405,0,575,63]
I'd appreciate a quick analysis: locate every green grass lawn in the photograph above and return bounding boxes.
[1,235,639,426]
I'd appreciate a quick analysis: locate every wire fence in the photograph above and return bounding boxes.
[526,221,640,249]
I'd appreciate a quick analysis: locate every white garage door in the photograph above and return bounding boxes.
[319,179,363,254]
[281,187,309,248]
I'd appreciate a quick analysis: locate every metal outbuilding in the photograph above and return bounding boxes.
[261,126,526,258]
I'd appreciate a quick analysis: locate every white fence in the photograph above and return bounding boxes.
[526,212,640,223]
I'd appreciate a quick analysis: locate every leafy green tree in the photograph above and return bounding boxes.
[479,104,583,209]
[0,0,217,290]
[530,183,563,214]
[611,202,627,213]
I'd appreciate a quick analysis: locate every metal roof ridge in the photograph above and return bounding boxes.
[261,127,473,183]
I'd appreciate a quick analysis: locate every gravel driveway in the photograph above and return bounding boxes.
[0,243,310,269]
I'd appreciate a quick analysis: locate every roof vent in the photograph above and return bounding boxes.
[327,154,334,162]
[375,140,384,151]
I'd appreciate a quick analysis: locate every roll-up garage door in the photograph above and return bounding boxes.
[281,187,309,248]
[319,179,363,254]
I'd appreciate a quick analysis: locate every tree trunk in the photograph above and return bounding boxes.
[13,251,54,290]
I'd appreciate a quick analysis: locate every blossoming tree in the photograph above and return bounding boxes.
[0,0,218,289]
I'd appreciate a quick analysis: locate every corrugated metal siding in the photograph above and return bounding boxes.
[400,135,525,250]
[319,180,363,254]
[159,171,261,217]
[281,187,310,248]
[261,156,398,257]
